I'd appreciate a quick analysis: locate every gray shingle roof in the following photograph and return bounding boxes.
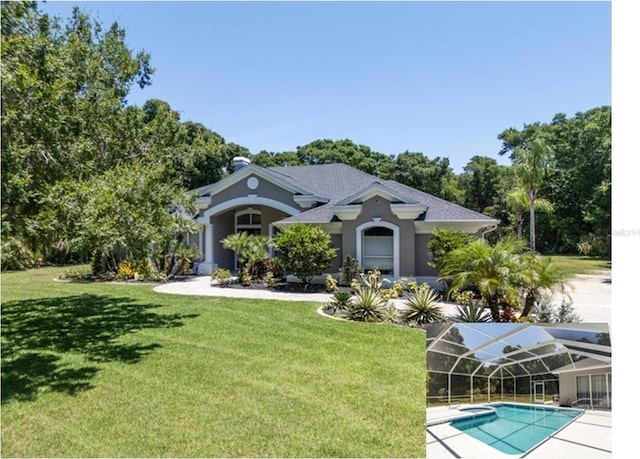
[268,163,496,224]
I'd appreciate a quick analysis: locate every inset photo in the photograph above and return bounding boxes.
[426,323,611,458]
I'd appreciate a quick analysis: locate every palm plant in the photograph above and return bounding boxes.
[346,288,387,322]
[511,133,553,252]
[519,256,567,318]
[221,232,270,278]
[506,187,554,240]
[439,237,528,321]
[400,285,443,324]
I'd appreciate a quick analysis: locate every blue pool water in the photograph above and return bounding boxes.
[450,403,582,455]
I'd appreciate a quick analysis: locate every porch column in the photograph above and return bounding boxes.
[198,226,204,259]
[205,223,214,264]
[197,223,217,275]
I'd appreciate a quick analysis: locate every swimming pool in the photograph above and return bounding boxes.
[450,403,583,455]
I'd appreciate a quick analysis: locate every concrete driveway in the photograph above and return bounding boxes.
[555,270,611,323]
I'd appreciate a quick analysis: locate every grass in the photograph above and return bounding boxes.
[539,255,611,279]
[1,267,426,458]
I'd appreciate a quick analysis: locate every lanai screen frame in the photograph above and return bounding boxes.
[426,323,611,405]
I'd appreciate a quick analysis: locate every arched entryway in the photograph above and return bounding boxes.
[356,221,400,276]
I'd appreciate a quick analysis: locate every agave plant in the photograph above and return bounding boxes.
[453,301,492,322]
[326,291,352,316]
[400,285,443,324]
[345,288,387,322]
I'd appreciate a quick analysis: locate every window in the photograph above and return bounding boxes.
[362,226,394,274]
[235,210,262,236]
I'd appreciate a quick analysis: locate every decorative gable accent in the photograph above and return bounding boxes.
[390,203,428,220]
[337,182,418,206]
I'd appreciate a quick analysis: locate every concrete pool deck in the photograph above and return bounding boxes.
[426,405,611,458]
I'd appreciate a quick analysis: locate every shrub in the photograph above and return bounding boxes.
[350,278,362,293]
[346,288,387,322]
[240,270,252,287]
[211,268,233,287]
[274,223,337,287]
[400,285,443,324]
[1,237,41,271]
[62,267,93,279]
[381,304,400,324]
[326,291,352,315]
[264,271,278,288]
[556,297,582,323]
[428,228,474,272]
[453,301,492,322]
[339,254,360,285]
[115,259,154,281]
[359,268,392,291]
[221,232,271,279]
[325,274,338,292]
[498,306,519,323]
[264,257,285,280]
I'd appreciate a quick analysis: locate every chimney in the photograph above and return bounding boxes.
[233,156,251,171]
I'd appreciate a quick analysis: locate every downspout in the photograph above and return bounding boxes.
[480,224,498,242]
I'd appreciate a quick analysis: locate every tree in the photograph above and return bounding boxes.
[458,156,508,213]
[505,187,554,240]
[499,128,553,252]
[383,152,462,203]
[52,161,193,273]
[428,228,474,275]
[274,224,337,287]
[498,107,610,255]
[1,2,153,261]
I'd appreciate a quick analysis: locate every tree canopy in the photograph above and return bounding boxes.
[1,2,611,270]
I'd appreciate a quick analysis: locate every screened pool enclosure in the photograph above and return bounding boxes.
[426,323,611,409]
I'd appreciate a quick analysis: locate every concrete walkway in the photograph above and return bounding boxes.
[153,276,334,303]
[153,270,611,323]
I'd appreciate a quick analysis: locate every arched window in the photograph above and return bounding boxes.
[235,209,262,235]
[356,221,400,276]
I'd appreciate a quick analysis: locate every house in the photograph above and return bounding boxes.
[188,157,499,283]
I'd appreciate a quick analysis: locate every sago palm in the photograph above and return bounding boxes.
[439,237,527,321]
[520,256,567,318]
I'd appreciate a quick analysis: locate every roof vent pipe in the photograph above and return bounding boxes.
[233,156,251,171]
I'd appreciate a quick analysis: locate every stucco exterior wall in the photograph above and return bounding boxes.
[558,368,612,407]
[341,196,416,277]
[210,174,301,212]
[329,233,342,273]
[415,234,438,277]
[212,211,235,270]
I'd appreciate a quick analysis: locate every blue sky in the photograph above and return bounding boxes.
[39,0,612,172]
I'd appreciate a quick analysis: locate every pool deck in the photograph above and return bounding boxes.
[426,404,612,458]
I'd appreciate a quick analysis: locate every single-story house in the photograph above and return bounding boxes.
[188,157,499,283]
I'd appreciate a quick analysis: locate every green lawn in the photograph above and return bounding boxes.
[539,255,611,280]
[1,267,426,458]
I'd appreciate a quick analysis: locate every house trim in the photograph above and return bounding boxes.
[356,220,400,276]
[197,196,300,224]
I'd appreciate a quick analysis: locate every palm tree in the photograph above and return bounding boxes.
[506,187,554,240]
[512,133,553,252]
[519,255,567,318]
[439,237,527,321]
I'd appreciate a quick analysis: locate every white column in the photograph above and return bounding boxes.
[205,224,214,263]
[198,226,204,259]
[197,223,217,275]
